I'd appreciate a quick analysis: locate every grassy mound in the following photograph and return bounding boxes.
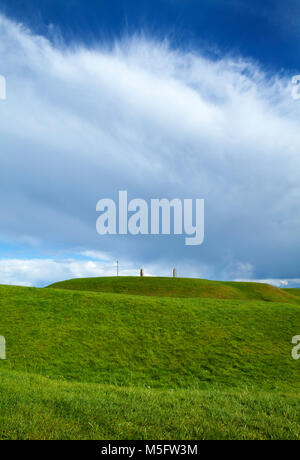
[48,276,300,303]
[1,280,299,439]
[0,284,299,390]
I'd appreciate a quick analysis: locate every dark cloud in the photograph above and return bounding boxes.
[0,14,300,284]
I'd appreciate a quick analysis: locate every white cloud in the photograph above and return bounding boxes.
[79,250,112,261]
[0,258,139,287]
[0,13,300,282]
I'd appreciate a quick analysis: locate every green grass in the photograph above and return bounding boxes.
[1,284,300,389]
[0,277,300,439]
[0,369,299,440]
[48,276,300,303]
[284,288,300,297]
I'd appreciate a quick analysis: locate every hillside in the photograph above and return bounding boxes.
[48,276,300,303]
[283,288,300,297]
[1,283,299,389]
[0,280,299,439]
[0,369,299,440]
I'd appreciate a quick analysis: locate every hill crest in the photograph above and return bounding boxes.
[47,276,300,303]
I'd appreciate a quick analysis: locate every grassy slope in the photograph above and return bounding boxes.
[1,284,299,389]
[1,279,300,439]
[284,288,300,297]
[48,276,300,303]
[0,370,299,440]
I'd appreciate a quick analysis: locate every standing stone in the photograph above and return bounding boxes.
[173,268,177,278]
[140,268,144,277]
[0,336,6,360]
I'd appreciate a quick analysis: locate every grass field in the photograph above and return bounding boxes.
[1,369,299,440]
[0,277,299,439]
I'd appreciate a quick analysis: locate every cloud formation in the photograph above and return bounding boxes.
[0,255,194,287]
[0,257,139,287]
[0,13,300,285]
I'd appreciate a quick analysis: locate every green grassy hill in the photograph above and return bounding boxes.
[0,278,299,439]
[48,276,300,303]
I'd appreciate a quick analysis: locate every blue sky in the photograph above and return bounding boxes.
[0,1,300,286]
[2,0,300,71]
